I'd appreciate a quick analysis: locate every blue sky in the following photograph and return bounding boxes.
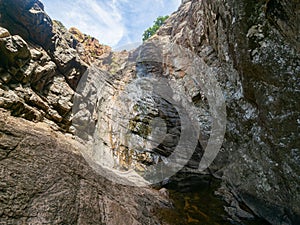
[42,0,181,49]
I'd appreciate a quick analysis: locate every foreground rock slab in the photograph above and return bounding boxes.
[0,110,169,225]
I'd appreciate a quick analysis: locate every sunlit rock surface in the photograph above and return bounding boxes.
[78,0,300,223]
[0,1,170,224]
[0,0,299,224]
[0,110,169,224]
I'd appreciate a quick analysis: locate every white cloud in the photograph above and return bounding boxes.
[63,0,125,46]
[43,0,181,47]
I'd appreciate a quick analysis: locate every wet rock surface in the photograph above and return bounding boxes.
[157,173,271,225]
[156,0,300,224]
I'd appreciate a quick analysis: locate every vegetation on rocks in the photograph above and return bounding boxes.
[142,15,169,41]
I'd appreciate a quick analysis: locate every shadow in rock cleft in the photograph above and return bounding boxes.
[156,172,271,225]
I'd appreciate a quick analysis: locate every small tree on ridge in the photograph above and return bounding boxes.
[142,15,169,41]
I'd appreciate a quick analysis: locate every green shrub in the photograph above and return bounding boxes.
[142,15,169,41]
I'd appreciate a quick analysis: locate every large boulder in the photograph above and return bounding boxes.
[0,28,31,80]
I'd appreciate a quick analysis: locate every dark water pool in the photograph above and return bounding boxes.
[156,173,270,225]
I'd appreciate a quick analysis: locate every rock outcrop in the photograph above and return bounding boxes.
[0,0,170,224]
[0,0,91,89]
[69,27,112,65]
[76,0,300,224]
[0,26,75,131]
[0,109,169,224]
[152,0,300,224]
[69,26,129,74]
[0,0,299,224]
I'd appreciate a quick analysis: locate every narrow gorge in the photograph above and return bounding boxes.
[0,0,299,224]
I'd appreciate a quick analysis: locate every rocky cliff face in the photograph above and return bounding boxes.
[0,0,299,224]
[78,0,299,224]
[0,0,85,132]
[0,0,88,90]
[0,0,170,224]
[153,0,300,223]
[69,27,112,65]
